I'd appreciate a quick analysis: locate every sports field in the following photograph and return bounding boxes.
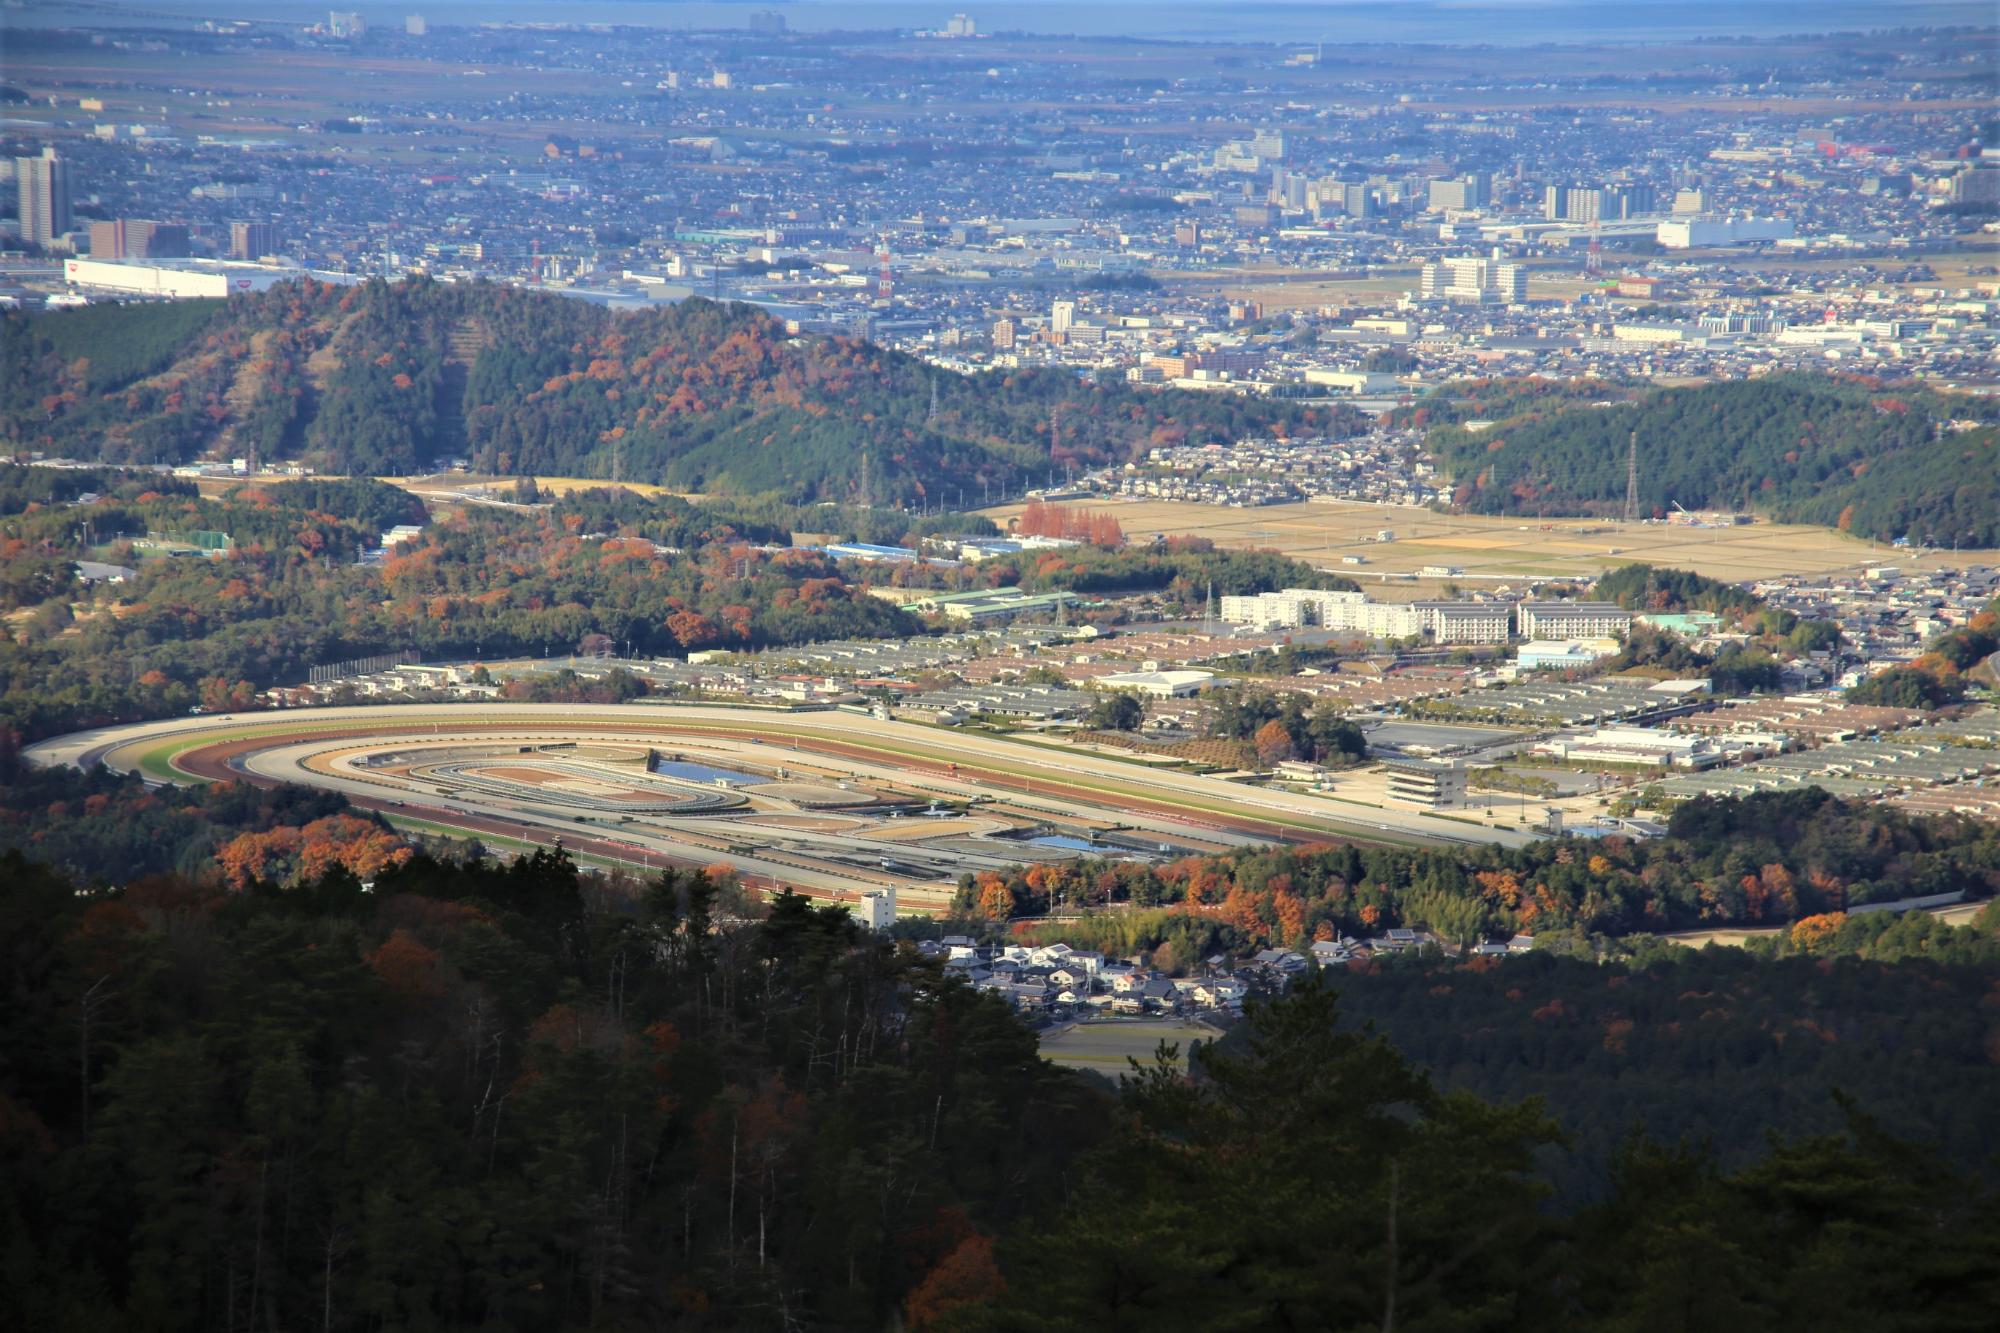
[988,497,1993,589]
[1040,1020,1222,1074]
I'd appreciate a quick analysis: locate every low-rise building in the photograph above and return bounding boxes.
[1381,759,1468,809]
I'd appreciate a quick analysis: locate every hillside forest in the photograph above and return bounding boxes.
[0,279,1354,502]
[1413,373,2000,546]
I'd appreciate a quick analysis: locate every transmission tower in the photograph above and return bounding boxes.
[927,377,939,425]
[1623,430,1639,523]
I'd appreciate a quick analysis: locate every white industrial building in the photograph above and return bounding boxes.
[1533,726,1727,770]
[1094,668,1214,698]
[1516,639,1622,671]
[1655,217,1795,249]
[63,258,314,299]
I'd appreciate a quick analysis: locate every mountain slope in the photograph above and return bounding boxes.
[3,278,1352,504]
[1421,373,2000,546]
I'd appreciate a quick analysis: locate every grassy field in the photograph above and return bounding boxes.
[985,497,1996,590]
[1040,1019,1223,1075]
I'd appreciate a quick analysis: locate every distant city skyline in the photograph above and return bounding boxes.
[9,0,1996,42]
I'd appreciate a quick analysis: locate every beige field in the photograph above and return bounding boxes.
[985,497,1996,590]
[1040,1020,1222,1074]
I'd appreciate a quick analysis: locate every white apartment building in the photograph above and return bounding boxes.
[1219,589,1423,638]
[1411,601,1515,644]
[1516,601,1633,641]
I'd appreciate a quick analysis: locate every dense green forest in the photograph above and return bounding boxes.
[2,279,1353,502]
[1421,374,2000,545]
[2,840,1993,1331]
[1312,944,2000,1204]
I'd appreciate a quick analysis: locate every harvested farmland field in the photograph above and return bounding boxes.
[981,497,1994,590]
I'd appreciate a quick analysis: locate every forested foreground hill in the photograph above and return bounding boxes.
[0,279,1349,501]
[1418,373,2000,546]
[2,845,1995,1332]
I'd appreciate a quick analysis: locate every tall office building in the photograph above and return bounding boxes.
[1049,300,1075,334]
[87,219,190,260]
[1426,172,1491,212]
[229,220,281,261]
[405,14,427,36]
[1544,183,1657,222]
[15,148,72,247]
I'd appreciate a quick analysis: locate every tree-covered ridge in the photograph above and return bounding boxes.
[1424,373,2000,545]
[956,789,2000,949]
[3,278,1354,501]
[1591,561,1769,620]
[1386,373,1641,430]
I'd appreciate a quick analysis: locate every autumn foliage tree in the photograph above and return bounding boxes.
[216,813,413,889]
[1015,499,1125,548]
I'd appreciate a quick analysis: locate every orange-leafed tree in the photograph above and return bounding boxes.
[1253,718,1294,769]
[1789,912,1846,952]
[904,1232,1005,1330]
[369,928,444,1001]
[974,872,1015,921]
